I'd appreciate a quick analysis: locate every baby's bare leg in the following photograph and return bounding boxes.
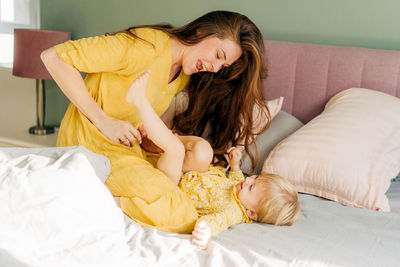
[126,70,185,184]
[178,136,213,173]
[126,69,151,106]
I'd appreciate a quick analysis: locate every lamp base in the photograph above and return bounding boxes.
[29,125,55,135]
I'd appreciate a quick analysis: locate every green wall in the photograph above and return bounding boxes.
[41,0,400,126]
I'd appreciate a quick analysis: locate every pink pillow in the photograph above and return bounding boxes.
[263,88,400,211]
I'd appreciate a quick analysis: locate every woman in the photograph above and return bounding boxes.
[41,10,269,233]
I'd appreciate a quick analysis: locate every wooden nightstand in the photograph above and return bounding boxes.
[0,127,58,147]
[0,67,58,148]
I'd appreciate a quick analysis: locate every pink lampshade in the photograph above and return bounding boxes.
[13,29,70,80]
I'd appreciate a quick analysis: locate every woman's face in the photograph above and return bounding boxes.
[181,36,242,75]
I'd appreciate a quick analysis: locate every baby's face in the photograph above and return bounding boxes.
[236,175,260,216]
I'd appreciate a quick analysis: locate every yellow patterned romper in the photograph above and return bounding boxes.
[54,28,198,234]
[179,166,253,236]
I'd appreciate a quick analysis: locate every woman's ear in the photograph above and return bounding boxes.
[246,209,257,220]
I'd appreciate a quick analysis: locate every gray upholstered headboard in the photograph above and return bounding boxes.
[263,40,400,123]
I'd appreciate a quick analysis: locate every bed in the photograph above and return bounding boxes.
[1,40,399,267]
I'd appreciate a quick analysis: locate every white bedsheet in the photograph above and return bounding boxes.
[0,146,399,267]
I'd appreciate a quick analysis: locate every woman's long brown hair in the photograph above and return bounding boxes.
[113,11,270,173]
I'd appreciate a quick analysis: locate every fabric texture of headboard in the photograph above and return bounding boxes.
[263,40,400,123]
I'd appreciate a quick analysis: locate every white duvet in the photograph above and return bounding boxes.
[0,147,138,267]
[0,146,399,267]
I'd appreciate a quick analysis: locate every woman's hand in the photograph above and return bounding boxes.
[138,125,164,153]
[226,147,243,171]
[191,220,211,250]
[95,115,142,147]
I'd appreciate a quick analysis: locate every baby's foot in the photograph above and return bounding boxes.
[126,69,151,106]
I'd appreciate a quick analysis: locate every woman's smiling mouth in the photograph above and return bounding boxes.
[196,60,206,72]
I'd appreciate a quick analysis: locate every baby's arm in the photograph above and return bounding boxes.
[126,70,185,184]
[192,206,243,249]
[226,147,245,182]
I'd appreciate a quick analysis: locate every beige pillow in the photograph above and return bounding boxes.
[263,88,400,211]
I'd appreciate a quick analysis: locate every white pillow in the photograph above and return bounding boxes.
[263,88,400,211]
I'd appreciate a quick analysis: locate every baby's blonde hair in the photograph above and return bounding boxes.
[254,173,300,226]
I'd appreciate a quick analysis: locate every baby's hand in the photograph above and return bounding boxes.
[191,220,211,250]
[125,69,151,106]
[226,147,243,171]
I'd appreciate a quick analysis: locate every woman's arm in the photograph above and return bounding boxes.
[41,47,141,146]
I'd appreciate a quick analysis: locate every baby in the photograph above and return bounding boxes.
[179,147,300,249]
[126,70,300,249]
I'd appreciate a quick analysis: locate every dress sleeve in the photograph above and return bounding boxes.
[228,170,245,183]
[198,204,244,236]
[54,33,156,74]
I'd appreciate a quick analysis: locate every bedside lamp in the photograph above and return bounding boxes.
[13,29,70,135]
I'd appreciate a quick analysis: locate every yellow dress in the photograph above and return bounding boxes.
[54,28,198,234]
[179,166,253,236]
